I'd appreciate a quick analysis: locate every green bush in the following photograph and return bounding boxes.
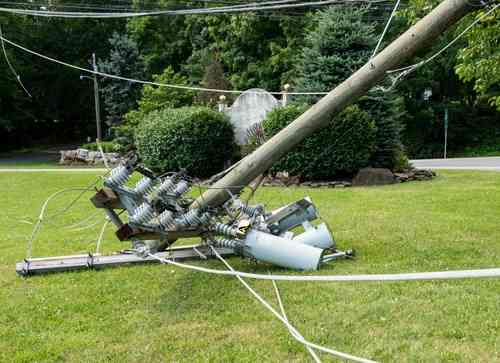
[262,104,376,180]
[135,107,237,177]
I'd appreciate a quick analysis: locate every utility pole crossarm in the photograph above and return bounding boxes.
[193,0,474,210]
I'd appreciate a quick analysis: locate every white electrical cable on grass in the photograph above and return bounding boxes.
[26,174,105,258]
[208,247,375,363]
[95,219,109,254]
[26,187,96,258]
[68,217,106,232]
[0,25,32,98]
[63,211,101,230]
[96,140,111,170]
[0,33,327,96]
[271,276,322,363]
[146,251,500,282]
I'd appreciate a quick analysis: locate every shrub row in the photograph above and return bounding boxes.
[134,107,236,177]
[262,104,377,179]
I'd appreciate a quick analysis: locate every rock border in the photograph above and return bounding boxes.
[59,149,122,166]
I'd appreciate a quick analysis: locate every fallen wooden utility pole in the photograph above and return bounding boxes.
[193,0,475,210]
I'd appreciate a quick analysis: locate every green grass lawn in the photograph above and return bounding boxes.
[1,170,499,362]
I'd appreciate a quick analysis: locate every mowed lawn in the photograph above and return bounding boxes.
[0,170,499,362]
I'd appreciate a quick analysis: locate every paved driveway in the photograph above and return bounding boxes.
[411,157,500,171]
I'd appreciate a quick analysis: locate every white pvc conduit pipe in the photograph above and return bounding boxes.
[209,247,377,363]
[146,252,500,282]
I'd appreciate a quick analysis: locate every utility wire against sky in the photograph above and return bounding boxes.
[0,33,329,95]
[0,1,495,97]
[0,25,32,98]
[0,0,390,18]
[370,0,401,59]
[378,2,500,92]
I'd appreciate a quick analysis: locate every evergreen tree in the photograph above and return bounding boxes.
[98,32,145,127]
[197,56,232,106]
[294,6,406,170]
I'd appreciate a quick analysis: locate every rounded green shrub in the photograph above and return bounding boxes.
[135,107,236,177]
[263,104,376,180]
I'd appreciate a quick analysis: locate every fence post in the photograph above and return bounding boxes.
[218,95,227,112]
[282,84,290,107]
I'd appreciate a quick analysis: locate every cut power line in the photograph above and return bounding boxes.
[0,33,329,95]
[0,0,390,18]
[0,25,32,98]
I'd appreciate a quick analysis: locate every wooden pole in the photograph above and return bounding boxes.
[193,0,473,209]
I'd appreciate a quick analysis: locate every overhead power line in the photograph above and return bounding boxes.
[0,0,389,18]
[0,33,329,95]
[381,2,500,91]
[370,0,401,59]
[0,25,32,98]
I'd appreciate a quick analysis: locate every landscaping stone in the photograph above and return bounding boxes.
[59,148,122,166]
[352,167,395,186]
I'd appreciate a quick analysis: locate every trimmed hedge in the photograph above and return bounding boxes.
[135,107,237,177]
[262,104,376,180]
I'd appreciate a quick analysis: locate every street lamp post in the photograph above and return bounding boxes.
[80,52,102,143]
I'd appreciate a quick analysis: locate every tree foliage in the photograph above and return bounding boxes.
[98,32,145,126]
[263,104,377,179]
[295,6,376,97]
[294,6,405,168]
[135,107,236,176]
[114,66,195,148]
[455,7,500,111]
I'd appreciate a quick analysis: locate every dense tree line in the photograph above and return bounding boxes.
[0,1,498,158]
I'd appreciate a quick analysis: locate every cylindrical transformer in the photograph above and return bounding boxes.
[292,222,334,249]
[244,229,324,270]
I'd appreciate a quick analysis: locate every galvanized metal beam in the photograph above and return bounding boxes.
[16,244,234,276]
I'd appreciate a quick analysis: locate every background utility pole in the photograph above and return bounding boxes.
[444,106,449,159]
[92,53,102,142]
[193,0,474,210]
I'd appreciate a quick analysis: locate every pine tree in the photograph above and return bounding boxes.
[197,56,232,106]
[98,32,145,127]
[294,6,406,170]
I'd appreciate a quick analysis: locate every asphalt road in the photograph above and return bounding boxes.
[410,157,500,171]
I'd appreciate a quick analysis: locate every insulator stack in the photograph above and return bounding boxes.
[213,222,241,238]
[156,178,176,198]
[104,165,132,189]
[158,209,176,230]
[213,238,241,249]
[176,209,210,228]
[239,203,263,217]
[173,180,190,198]
[134,177,155,197]
[130,202,155,225]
